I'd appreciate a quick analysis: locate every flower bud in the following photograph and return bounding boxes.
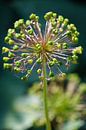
[47,41,54,45]
[72,36,78,43]
[37,69,42,74]
[57,43,62,49]
[13,45,19,50]
[27,70,32,75]
[8,52,15,58]
[49,70,54,77]
[30,13,39,22]
[8,29,15,37]
[44,12,53,20]
[4,36,10,43]
[15,33,21,39]
[15,61,21,67]
[36,58,42,63]
[2,47,9,53]
[63,43,68,49]
[27,29,34,35]
[72,46,83,54]
[53,58,57,63]
[3,63,12,69]
[28,59,33,64]
[14,67,21,73]
[21,53,28,58]
[3,57,9,62]
[8,39,14,45]
[21,75,28,80]
[58,15,64,23]
[26,20,31,26]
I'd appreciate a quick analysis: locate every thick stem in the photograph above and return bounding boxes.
[43,57,51,130]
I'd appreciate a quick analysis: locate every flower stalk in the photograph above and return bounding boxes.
[43,57,51,130]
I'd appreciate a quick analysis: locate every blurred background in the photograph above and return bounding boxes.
[0,0,86,130]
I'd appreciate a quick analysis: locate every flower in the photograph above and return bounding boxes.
[2,12,83,80]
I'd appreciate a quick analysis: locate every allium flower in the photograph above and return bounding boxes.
[2,12,83,80]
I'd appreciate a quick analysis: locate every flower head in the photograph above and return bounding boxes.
[2,12,83,80]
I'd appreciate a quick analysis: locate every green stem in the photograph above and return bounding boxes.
[43,57,51,130]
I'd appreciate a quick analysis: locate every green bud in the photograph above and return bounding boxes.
[27,70,32,75]
[15,33,21,39]
[49,61,54,67]
[36,43,41,48]
[66,30,71,36]
[3,57,9,62]
[72,36,78,43]
[72,46,83,54]
[36,58,42,63]
[13,45,19,50]
[19,19,24,25]
[21,53,28,58]
[26,20,31,26]
[63,43,68,49]
[28,59,33,64]
[57,43,62,49]
[53,58,57,63]
[69,24,75,30]
[58,15,64,23]
[72,55,78,61]
[21,34,26,39]
[3,63,12,69]
[14,21,19,28]
[8,29,15,34]
[67,24,77,32]
[4,36,9,43]
[77,46,83,54]
[75,31,80,36]
[37,69,42,74]
[53,13,57,18]
[70,24,75,28]
[44,12,53,20]
[8,52,15,58]
[35,44,41,52]
[27,29,34,35]
[36,16,39,21]
[14,19,24,28]
[64,18,69,25]
[21,75,28,80]
[70,24,76,31]
[2,47,9,53]
[67,25,71,30]
[72,26,77,31]
[8,39,14,45]
[15,61,21,67]
[51,20,57,27]
[49,70,54,77]
[14,67,21,73]
[47,41,54,45]
[8,29,15,37]
[30,13,39,22]
[52,29,58,35]
[30,13,36,19]
[8,29,13,33]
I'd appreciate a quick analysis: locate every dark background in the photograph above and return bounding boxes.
[0,0,86,129]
